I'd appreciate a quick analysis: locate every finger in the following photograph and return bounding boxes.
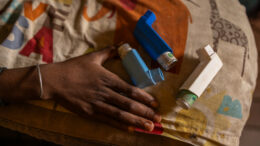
[92,114,133,132]
[59,96,133,132]
[90,100,155,131]
[104,73,159,108]
[56,96,95,117]
[91,46,117,65]
[104,88,161,123]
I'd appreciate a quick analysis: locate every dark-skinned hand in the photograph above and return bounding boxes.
[41,46,161,131]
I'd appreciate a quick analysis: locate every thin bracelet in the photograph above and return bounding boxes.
[36,64,44,99]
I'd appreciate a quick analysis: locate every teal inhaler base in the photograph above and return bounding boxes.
[177,90,198,109]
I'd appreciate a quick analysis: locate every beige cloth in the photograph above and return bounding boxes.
[0,0,257,145]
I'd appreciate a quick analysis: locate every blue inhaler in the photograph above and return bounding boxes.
[134,10,177,71]
[118,43,164,88]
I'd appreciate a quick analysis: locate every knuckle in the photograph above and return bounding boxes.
[95,89,109,99]
[110,73,119,79]
[90,81,104,92]
[133,118,144,127]
[121,100,131,111]
[128,87,138,97]
[129,102,138,111]
[82,106,94,116]
[87,98,100,105]
[144,109,154,118]
[100,75,114,87]
[114,110,123,119]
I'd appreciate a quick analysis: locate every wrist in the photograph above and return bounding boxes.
[0,66,41,102]
[39,62,63,101]
[0,63,61,102]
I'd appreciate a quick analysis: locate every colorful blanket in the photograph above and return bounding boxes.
[0,0,257,145]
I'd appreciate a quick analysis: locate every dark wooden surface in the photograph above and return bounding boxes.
[0,126,58,145]
[240,13,260,146]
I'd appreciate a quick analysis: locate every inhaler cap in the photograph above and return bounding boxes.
[176,90,198,109]
[118,43,132,59]
[157,51,178,71]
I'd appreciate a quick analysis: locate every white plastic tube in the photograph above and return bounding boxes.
[177,45,223,109]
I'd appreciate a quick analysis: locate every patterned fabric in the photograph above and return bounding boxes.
[210,0,249,76]
[0,0,257,146]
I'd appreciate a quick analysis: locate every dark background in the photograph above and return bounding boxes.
[239,1,260,146]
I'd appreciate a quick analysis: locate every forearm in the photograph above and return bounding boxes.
[0,66,43,102]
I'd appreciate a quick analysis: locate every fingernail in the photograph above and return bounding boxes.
[151,101,159,108]
[144,122,154,131]
[128,126,135,133]
[154,114,162,123]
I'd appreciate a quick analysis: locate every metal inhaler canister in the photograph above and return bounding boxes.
[134,10,177,71]
[118,43,164,88]
[177,45,223,109]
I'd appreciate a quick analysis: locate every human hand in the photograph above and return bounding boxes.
[41,46,161,131]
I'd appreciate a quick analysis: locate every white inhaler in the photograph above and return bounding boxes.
[177,45,223,109]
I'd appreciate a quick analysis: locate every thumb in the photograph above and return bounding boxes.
[91,46,117,65]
